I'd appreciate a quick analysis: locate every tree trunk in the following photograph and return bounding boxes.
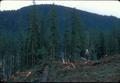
[53,47,55,60]
[64,48,66,60]
[62,57,65,64]
[51,48,53,60]
[2,59,5,80]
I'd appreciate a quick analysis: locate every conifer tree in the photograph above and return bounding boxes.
[64,14,72,61]
[71,9,84,62]
[24,6,41,68]
[48,4,60,61]
[96,32,106,59]
[109,27,119,55]
[16,13,26,71]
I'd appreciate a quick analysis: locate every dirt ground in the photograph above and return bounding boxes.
[7,55,120,82]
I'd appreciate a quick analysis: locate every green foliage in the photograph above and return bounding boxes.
[64,14,72,61]
[23,6,42,68]
[96,32,106,59]
[70,9,84,62]
[47,5,60,60]
[36,46,48,64]
[0,5,120,81]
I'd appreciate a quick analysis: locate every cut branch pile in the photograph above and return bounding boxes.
[9,71,33,81]
[63,62,76,70]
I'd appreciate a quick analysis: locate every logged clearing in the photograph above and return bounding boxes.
[8,55,120,82]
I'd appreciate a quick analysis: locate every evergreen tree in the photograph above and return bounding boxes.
[24,6,41,68]
[47,4,60,61]
[96,32,106,59]
[71,9,84,62]
[106,20,119,56]
[114,20,120,54]
[85,31,98,61]
[0,35,17,80]
[16,13,26,71]
[64,14,72,61]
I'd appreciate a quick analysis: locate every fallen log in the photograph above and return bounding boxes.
[26,72,32,78]
[63,65,72,70]
[62,62,76,71]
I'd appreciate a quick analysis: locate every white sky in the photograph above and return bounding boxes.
[0,1,120,18]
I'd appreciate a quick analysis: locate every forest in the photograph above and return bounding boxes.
[0,4,120,82]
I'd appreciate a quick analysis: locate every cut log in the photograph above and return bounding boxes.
[63,66,72,70]
[26,72,32,78]
[71,63,76,68]
[63,62,76,70]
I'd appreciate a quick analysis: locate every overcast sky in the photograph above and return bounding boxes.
[0,1,120,18]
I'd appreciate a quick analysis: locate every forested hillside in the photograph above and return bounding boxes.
[0,5,119,34]
[0,4,120,82]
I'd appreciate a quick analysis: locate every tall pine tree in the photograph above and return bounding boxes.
[71,9,84,62]
[64,14,72,62]
[47,4,60,61]
[24,5,41,68]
